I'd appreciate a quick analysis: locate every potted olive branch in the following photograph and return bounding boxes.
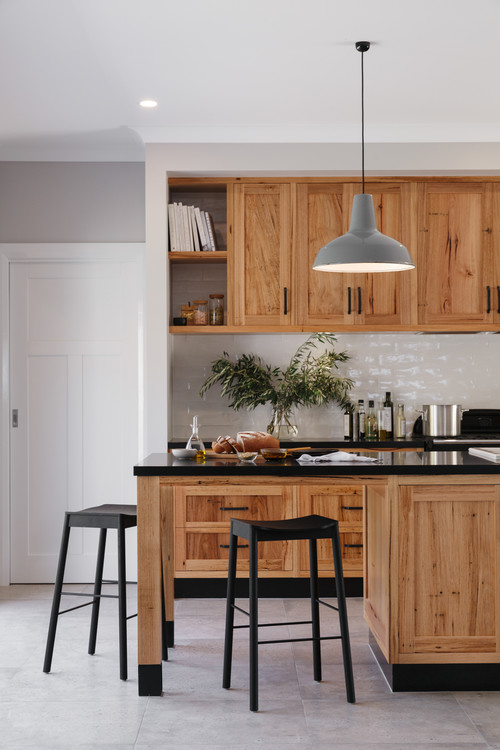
[199,332,353,438]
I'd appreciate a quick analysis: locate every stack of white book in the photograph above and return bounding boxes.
[168,202,217,252]
[468,446,500,462]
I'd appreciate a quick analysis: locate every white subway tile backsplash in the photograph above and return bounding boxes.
[170,333,500,440]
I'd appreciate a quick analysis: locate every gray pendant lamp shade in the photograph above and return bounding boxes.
[312,41,415,274]
[312,193,415,273]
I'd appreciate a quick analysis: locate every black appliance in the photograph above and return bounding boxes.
[413,408,500,449]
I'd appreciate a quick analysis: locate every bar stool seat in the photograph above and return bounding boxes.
[43,504,138,680]
[222,514,356,711]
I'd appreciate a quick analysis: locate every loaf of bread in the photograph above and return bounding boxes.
[212,431,279,453]
[211,435,243,454]
[236,431,279,452]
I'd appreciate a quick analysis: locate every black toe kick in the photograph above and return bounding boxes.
[370,633,500,692]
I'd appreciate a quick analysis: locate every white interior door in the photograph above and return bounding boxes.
[10,259,141,583]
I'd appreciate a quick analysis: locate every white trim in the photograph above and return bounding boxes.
[0,242,145,585]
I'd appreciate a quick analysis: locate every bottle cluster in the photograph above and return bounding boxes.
[343,392,407,442]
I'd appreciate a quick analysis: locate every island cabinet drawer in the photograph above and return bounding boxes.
[174,484,296,575]
[174,484,294,525]
[298,485,365,577]
[176,531,294,573]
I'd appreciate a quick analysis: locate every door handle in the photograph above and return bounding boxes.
[347,286,352,315]
[357,286,362,315]
[487,285,491,314]
[12,409,18,428]
[497,286,500,314]
[284,287,288,315]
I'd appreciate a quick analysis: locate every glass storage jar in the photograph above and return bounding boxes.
[180,304,195,326]
[192,300,208,326]
[209,294,224,326]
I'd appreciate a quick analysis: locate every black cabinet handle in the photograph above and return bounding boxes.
[219,506,249,512]
[497,286,500,314]
[347,286,352,314]
[357,286,362,315]
[341,506,363,511]
[344,544,363,548]
[487,285,491,314]
[284,287,288,315]
[220,544,249,549]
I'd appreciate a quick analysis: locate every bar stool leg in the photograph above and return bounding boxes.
[309,538,322,682]
[249,528,259,712]
[43,514,71,673]
[331,527,355,703]
[222,524,238,689]
[117,518,128,680]
[88,528,107,656]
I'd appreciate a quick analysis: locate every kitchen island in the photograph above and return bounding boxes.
[134,450,500,695]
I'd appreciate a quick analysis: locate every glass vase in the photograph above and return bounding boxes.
[267,404,298,440]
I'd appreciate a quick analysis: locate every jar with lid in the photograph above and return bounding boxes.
[209,294,224,326]
[192,300,208,326]
[180,304,195,326]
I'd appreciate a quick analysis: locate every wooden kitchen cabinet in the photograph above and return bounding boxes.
[296,181,417,329]
[417,182,493,326]
[490,184,500,325]
[365,477,500,665]
[173,481,365,579]
[298,484,364,577]
[398,482,500,658]
[231,182,293,327]
[174,483,295,576]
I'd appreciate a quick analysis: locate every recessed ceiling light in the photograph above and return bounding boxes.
[139,99,158,108]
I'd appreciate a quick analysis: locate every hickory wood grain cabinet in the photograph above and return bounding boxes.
[231,182,293,327]
[417,182,495,327]
[364,476,500,665]
[173,481,365,579]
[296,182,417,328]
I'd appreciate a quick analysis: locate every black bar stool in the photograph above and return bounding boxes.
[222,514,355,711]
[43,504,138,680]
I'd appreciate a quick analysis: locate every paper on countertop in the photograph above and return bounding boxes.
[296,451,379,463]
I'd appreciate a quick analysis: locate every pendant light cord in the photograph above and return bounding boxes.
[361,47,365,194]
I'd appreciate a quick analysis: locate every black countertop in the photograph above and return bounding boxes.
[134,450,500,477]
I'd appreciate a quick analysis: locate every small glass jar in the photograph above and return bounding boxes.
[209,294,224,326]
[192,300,208,326]
[180,304,195,326]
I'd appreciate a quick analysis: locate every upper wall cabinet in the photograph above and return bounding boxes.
[231,183,293,327]
[491,185,500,326]
[417,182,493,327]
[296,182,417,329]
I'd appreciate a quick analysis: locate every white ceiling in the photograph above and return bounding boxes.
[1,0,500,162]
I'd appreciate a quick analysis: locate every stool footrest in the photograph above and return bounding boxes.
[233,619,315,629]
[258,635,342,645]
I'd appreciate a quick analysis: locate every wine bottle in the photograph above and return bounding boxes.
[380,391,394,440]
[365,400,378,441]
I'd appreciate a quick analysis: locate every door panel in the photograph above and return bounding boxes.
[10,260,140,583]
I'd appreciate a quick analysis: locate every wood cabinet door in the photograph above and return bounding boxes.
[232,183,292,326]
[295,183,350,327]
[490,184,500,325]
[345,183,417,328]
[417,182,492,326]
[398,483,500,658]
[298,484,364,577]
[174,483,295,574]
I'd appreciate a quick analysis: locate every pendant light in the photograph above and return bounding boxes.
[312,41,415,273]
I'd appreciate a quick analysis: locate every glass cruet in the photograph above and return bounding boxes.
[186,415,205,459]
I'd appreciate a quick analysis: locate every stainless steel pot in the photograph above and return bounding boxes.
[419,404,469,437]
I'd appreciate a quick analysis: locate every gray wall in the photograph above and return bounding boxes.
[0,162,145,242]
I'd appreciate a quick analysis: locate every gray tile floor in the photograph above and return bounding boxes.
[1,585,499,749]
